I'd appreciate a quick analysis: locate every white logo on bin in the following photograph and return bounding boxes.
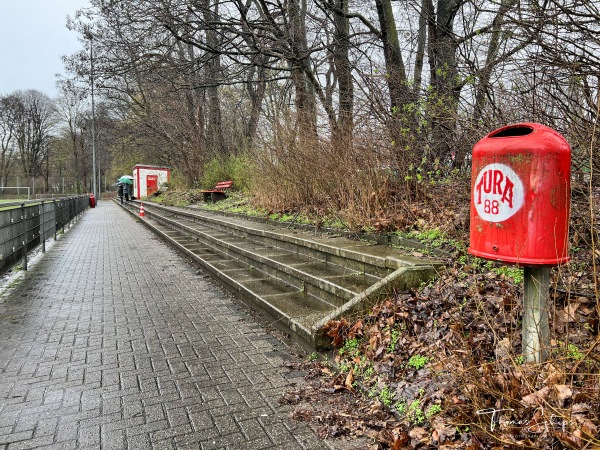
[474,163,524,222]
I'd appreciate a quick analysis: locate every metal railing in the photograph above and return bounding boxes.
[0,196,89,273]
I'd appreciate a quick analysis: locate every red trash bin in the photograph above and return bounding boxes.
[469,123,571,265]
[90,194,96,208]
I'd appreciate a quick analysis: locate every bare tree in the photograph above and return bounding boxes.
[0,94,19,189]
[60,0,593,203]
[11,90,55,192]
[55,82,88,193]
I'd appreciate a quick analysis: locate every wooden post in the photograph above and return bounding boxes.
[522,266,550,362]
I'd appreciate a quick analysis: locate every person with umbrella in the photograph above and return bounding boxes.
[118,183,124,204]
[119,176,133,202]
[123,181,131,202]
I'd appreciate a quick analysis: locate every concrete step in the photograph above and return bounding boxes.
[121,200,440,348]
[139,217,337,343]
[145,203,423,277]
[154,209,381,306]
[152,212,378,306]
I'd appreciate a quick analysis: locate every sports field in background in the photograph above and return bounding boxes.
[0,187,31,202]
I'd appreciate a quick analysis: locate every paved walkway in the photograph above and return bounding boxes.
[0,201,330,450]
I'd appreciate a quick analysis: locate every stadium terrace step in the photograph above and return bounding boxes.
[118,200,442,349]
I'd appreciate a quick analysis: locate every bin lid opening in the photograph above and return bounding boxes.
[490,125,534,138]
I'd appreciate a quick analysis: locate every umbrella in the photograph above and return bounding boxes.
[118,176,133,184]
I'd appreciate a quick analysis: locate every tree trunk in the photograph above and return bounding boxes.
[375,0,410,113]
[331,0,354,156]
[203,0,225,157]
[473,0,519,124]
[288,0,318,147]
[428,0,463,164]
[244,64,267,149]
[375,0,414,172]
[413,0,429,97]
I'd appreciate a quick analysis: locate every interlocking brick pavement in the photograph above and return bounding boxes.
[0,201,332,450]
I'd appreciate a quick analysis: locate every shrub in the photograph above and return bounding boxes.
[201,153,255,191]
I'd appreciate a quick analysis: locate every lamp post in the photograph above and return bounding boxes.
[87,30,98,201]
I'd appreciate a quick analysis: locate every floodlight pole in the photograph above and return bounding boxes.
[89,32,98,201]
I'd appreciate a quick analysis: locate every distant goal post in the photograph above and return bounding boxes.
[0,187,31,201]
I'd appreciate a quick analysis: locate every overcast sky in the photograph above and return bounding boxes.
[0,0,90,98]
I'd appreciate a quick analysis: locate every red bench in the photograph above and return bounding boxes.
[201,180,232,202]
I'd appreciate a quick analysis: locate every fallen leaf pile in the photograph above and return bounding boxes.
[283,193,600,449]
